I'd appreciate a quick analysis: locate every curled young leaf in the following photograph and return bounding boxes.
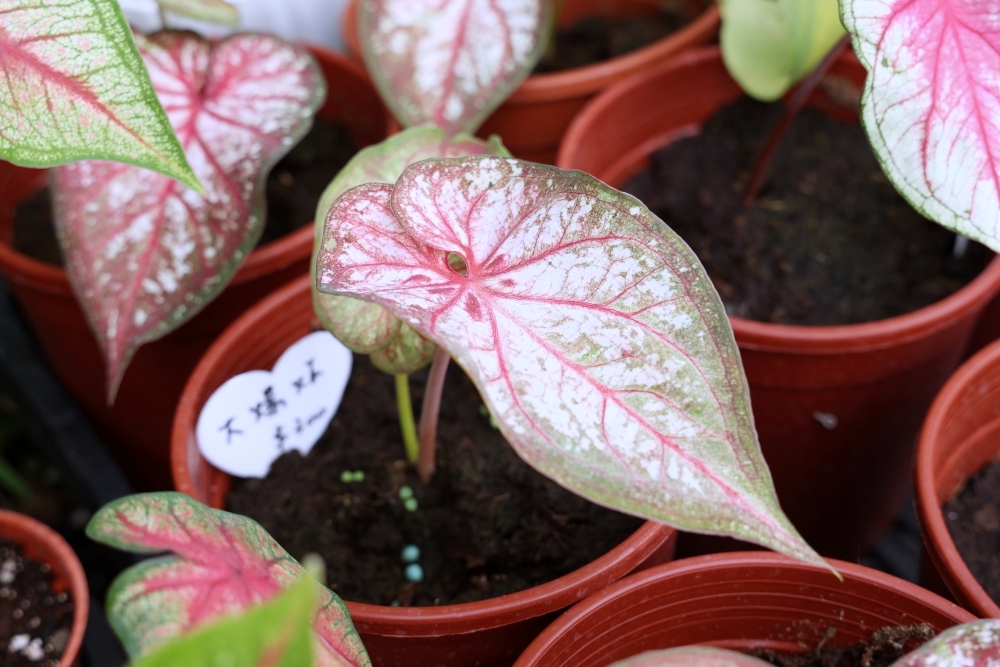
[889,620,1000,667]
[317,156,825,567]
[609,647,776,667]
[359,0,551,135]
[86,492,370,667]
[131,578,315,667]
[843,0,1000,252]
[720,0,845,101]
[53,31,325,400]
[0,0,198,188]
[156,0,240,25]
[313,127,508,373]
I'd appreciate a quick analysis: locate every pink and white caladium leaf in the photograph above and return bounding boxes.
[0,0,198,188]
[842,0,1000,252]
[358,0,551,136]
[313,127,508,373]
[86,492,370,667]
[608,647,776,667]
[156,0,240,25]
[53,31,325,400]
[316,156,825,567]
[889,620,1000,667]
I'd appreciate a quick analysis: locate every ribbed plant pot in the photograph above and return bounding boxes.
[512,552,977,667]
[915,337,1000,618]
[0,45,388,492]
[556,46,1000,560]
[0,510,89,667]
[171,275,678,667]
[343,0,719,164]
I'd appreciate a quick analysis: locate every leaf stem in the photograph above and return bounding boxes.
[0,456,33,502]
[395,374,420,464]
[417,348,450,483]
[742,34,852,208]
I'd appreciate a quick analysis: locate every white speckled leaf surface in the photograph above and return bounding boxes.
[316,156,824,565]
[53,31,325,398]
[843,0,1000,252]
[888,620,1000,667]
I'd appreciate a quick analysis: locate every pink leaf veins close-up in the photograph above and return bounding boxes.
[87,492,370,667]
[316,156,825,567]
[359,0,551,136]
[843,0,1000,252]
[52,31,325,400]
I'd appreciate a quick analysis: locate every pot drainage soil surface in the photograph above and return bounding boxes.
[11,119,356,265]
[226,355,642,607]
[623,98,988,325]
[944,460,1000,606]
[533,0,711,74]
[0,536,74,667]
[752,623,935,667]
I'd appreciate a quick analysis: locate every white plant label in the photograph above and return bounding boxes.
[196,331,352,477]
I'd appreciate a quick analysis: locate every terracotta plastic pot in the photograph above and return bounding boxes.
[557,47,1000,561]
[343,0,719,164]
[915,338,1000,618]
[0,45,387,492]
[0,510,89,667]
[171,275,677,667]
[513,552,978,667]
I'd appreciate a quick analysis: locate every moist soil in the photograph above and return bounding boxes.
[11,119,356,265]
[226,355,643,607]
[534,0,711,74]
[752,624,936,667]
[0,537,75,667]
[944,459,1000,605]
[623,98,988,325]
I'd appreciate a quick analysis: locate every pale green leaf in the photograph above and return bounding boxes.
[156,0,239,25]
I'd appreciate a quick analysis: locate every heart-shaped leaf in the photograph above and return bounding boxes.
[358,0,551,136]
[889,621,1000,667]
[87,492,370,667]
[0,0,198,188]
[156,0,240,25]
[313,127,508,373]
[316,156,825,567]
[843,0,1000,252]
[131,577,315,667]
[52,31,325,400]
[609,647,776,667]
[720,0,845,101]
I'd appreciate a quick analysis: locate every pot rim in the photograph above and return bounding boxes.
[171,275,675,636]
[0,509,89,667]
[342,0,720,105]
[514,551,979,667]
[915,337,1000,618]
[557,45,1000,355]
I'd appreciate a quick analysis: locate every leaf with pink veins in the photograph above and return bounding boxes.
[86,492,370,667]
[0,0,199,188]
[359,0,551,136]
[53,31,325,400]
[889,620,1000,667]
[843,0,1000,252]
[609,647,776,667]
[316,156,826,567]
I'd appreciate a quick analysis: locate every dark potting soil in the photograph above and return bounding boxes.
[944,459,1000,605]
[534,0,711,74]
[226,355,643,607]
[10,119,356,265]
[623,98,988,325]
[0,537,75,667]
[752,624,936,667]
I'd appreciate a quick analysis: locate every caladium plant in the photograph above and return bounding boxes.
[358,0,552,136]
[842,0,1000,253]
[316,154,826,566]
[87,492,370,667]
[156,0,240,26]
[608,647,774,667]
[52,30,325,400]
[0,0,198,188]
